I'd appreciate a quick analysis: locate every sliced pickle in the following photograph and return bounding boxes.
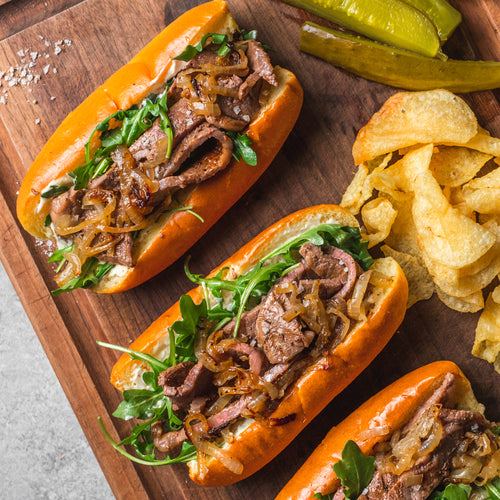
[282,0,440,57]
[402,0,461,41]
[300,22,500,93]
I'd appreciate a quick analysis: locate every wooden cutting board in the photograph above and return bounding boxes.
[1,0,499,498]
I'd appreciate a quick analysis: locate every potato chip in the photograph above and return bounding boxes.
[340,164,370,215]
[371,144,433,195]
[462,132,500,157]
[429,146,491,187]
[383,194,421,258]
[472,287,500,373]
[425,221,500,297]
[381,245,434,308]
[352,90,478,164]
[413,170,496,268]
[340,154,392,215]
[436,286,484,313]
[361,198,398,248]
[463,167,500,214]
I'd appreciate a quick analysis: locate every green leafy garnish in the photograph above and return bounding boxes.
[77,91,173,190]
[172,32,230,62]
[492,426,500,435]
[51,257,114,295]
[41,184,71,199]
[264,224,373,271]
[314,493,333,500]
[333,440,375,500]
[48,244,74,273]
[97,297,206,465]
[431,484,472,500]
[44,214,52,227]
[226,131,258,166]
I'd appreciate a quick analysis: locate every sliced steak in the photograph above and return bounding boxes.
[157,123,233,190]
[150,395,250,455]
[99,232,134,267]
[129,99,205,169]
[225,343,266,375]
[222,304,262,340]
[158,361,213,411]
[255,286,315,364]
[239,40,277,99]
[49,186,84,225]
[299,243,359,299]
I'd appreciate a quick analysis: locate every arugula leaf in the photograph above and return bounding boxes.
[333,440,375,500]
[98,417,197,465]
[44,214,52,227]
[264,224,373,271]
[226,131,258,166]
[113,388,167,421]
[172,32,230,62]
[484,479,500,500]
[96,340,168,377]
[41,184,71,199]
[431,484,471,500]
[51,258,114,295]
[169,294,207,363]
[492,426,500,435]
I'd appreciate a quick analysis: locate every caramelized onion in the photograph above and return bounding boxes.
[475,448,500,485]
[184,413,243,475]
[54,191,117,236]
[358,425,391,441]
[347,270,372,321]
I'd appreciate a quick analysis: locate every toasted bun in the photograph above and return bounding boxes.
[16,0,303,293]
[110,204,409,486]
[276,361,484,500]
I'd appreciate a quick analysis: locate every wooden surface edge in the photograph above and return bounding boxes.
[0,185,148,498]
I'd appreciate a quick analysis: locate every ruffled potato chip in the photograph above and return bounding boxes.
[413,170,496,268]
[436,286,484,313]
[421,220,500,297]
[353,90,478,164]
[430,146,491,187]
[372,144,433,195]
[340,154,392,215]
[361,198,397,248]
[461,132,500,157]
[472,286,500,373]
[381,245,434,308]
[463,167,500,214]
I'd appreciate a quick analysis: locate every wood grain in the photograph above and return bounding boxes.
[0,0,499,498]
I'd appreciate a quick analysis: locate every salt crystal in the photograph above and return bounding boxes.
[8,80,17,87]
[64,39,72,46]
[29,61,36,68]
[43,64,50,74]
[50,96,56,100]
[39,35,44,40]
[17,49,24,57]
[54,46,62,55]
[53,68,57,74]
[35,118,41,125]
[0,96,6,104]
[45,40,51,47]
[30,51,38,61]
[45,54,50,58]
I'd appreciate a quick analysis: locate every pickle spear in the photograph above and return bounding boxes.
[300,22,500,93]
[282,0,440,57]
[402,0,461,41]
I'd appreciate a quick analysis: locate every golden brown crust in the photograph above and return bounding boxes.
[275,361,481,500]
[16,0,303,293]
[109,204,409,486]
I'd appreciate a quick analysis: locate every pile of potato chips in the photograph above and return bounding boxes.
[341,89,500,372]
